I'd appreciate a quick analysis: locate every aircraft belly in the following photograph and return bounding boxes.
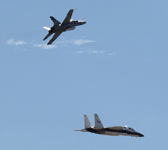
[66,27,75,31]
[129,134,139,137]
[103,131,120,136]
[52,26,63,32]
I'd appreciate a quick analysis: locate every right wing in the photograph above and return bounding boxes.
[50,16,61,26]
[62,9,74,25]
[47,31,62,45]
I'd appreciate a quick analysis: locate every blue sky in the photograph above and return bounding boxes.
[1,0,168,150]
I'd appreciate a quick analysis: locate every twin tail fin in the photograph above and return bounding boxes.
[94,114,104,128]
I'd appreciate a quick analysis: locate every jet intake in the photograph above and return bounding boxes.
[66,27,75,31]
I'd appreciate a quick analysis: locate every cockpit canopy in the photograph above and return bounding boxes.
[78,20,84,22]
[70,19,78,22]
[70,19,84,23]
[123,126,135,131]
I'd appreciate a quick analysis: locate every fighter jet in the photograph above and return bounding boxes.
[43,9,86,45]
[75,114,144,137]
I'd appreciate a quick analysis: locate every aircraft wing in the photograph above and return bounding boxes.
[62,9,74,25]
[50,16,61,26]
[43,32,53,41]
[47,31,62,45]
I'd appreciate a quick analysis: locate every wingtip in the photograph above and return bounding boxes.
[70,8,76,11]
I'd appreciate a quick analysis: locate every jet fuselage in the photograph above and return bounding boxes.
[50,21,86,33]
[86,127,144,137]
[75,114,144,137]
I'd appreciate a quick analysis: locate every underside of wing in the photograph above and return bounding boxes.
[47,31,62,45]
[62,9,74,25]
[43,32,53,41]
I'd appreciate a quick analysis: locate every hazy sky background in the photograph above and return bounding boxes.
[1,0,168,150]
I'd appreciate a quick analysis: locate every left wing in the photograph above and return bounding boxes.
[47,31,62,45]
[43,32,53,41]
[62,9,74,25]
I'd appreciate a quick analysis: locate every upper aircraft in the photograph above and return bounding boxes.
[43,9,86,45]
[75,114,144,137]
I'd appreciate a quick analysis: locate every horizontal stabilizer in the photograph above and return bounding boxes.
[43,26,50,31]
[74,129,88,132]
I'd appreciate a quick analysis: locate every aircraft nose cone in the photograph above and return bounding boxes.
[82,21,86,24]
[139,133,144,137]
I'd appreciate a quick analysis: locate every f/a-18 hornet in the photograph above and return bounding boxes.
[43,9,86,45]
[75,114,144,137]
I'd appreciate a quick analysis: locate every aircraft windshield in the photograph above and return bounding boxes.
[123,126,134,131]
[70,19,78,22]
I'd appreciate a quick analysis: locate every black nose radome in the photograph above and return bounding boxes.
[139,133,144,137]
[81,21,86,25]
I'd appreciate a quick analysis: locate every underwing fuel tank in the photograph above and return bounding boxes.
[66,27,75,31]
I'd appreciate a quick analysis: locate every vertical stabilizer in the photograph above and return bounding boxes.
[50,16,61,26]
[94,114,104,128]
[84,115,91,129]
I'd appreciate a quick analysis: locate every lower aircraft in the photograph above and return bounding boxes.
[75,114,144,137]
